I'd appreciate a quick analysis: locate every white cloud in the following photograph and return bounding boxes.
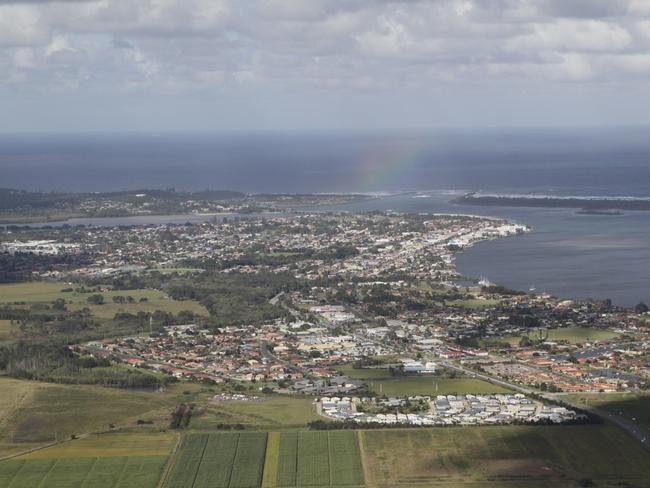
[508,19,631,53]
[3,0,650,130]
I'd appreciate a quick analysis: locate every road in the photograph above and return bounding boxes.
[435,357,649,449]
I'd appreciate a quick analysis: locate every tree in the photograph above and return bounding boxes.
[86,294,104,305]
[519,336,533,347]
[635,302,649,314]
[52,298,67,311]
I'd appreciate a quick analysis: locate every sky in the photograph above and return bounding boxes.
[2,0,650,132]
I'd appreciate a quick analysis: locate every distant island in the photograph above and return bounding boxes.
[452,192,650,211]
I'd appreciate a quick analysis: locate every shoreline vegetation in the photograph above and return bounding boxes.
[0,188,377,225]
[453,192,650,211]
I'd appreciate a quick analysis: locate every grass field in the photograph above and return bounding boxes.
[0,282,207,319]
[336,367,510,396]
[484,327,621,346]
[0,320,14,338]
[166,432,267,488]
[194,396,320,430]
[445,298,501,309]
[361,425,650,487]
[0,376,178,452]
[0,432,175,488]
[566,392,650,430]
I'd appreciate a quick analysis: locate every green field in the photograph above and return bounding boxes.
[566,392,650,430]
[167,431,364,488]
[361,425,650,487]
[194,396,320,430]
[0,376,179,454]
[0,282,207,319]
[0,433,175,488]
[166,432,267,488]
[445,298,501,309]
[484,327,621,346]
[337,367,510,396]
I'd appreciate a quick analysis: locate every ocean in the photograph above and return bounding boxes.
[2,128,650,306]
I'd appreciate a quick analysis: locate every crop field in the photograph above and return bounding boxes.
[167,431,364,488]
[165,432,267,488]
[361,425,650,487]
[0,282,207,319]
[262,431,364,488]
[0,433,175,488]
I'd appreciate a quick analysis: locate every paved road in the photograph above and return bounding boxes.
[436,357,649,449]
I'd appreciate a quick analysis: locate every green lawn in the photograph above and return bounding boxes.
[0,282,207,319]
[361,425,650,487]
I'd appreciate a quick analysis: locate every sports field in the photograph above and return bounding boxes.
[360,425,650,487]
[484,327,621,346]
[337,367,510,396]
[0,433,175,488]
[0,282,207,319]
[165,431,365,488]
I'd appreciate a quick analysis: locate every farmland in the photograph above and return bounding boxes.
[0,433,175,488]
[0,282,207,319]
[166,431,365,488]
[361,425,650,487]
[166,432,267,488]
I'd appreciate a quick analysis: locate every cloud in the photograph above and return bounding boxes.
[2,0,650,130]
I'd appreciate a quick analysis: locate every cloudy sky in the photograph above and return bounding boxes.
[2,0,650,131]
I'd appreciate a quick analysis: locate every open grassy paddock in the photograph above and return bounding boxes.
[0,281,207,320]
[193,396,321,430]
[0,376,181,457]
[0,432,175,488]
[566,392,650,431]
[361,425,650,488]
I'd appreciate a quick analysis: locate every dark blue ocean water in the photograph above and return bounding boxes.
[2,128,650,306]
